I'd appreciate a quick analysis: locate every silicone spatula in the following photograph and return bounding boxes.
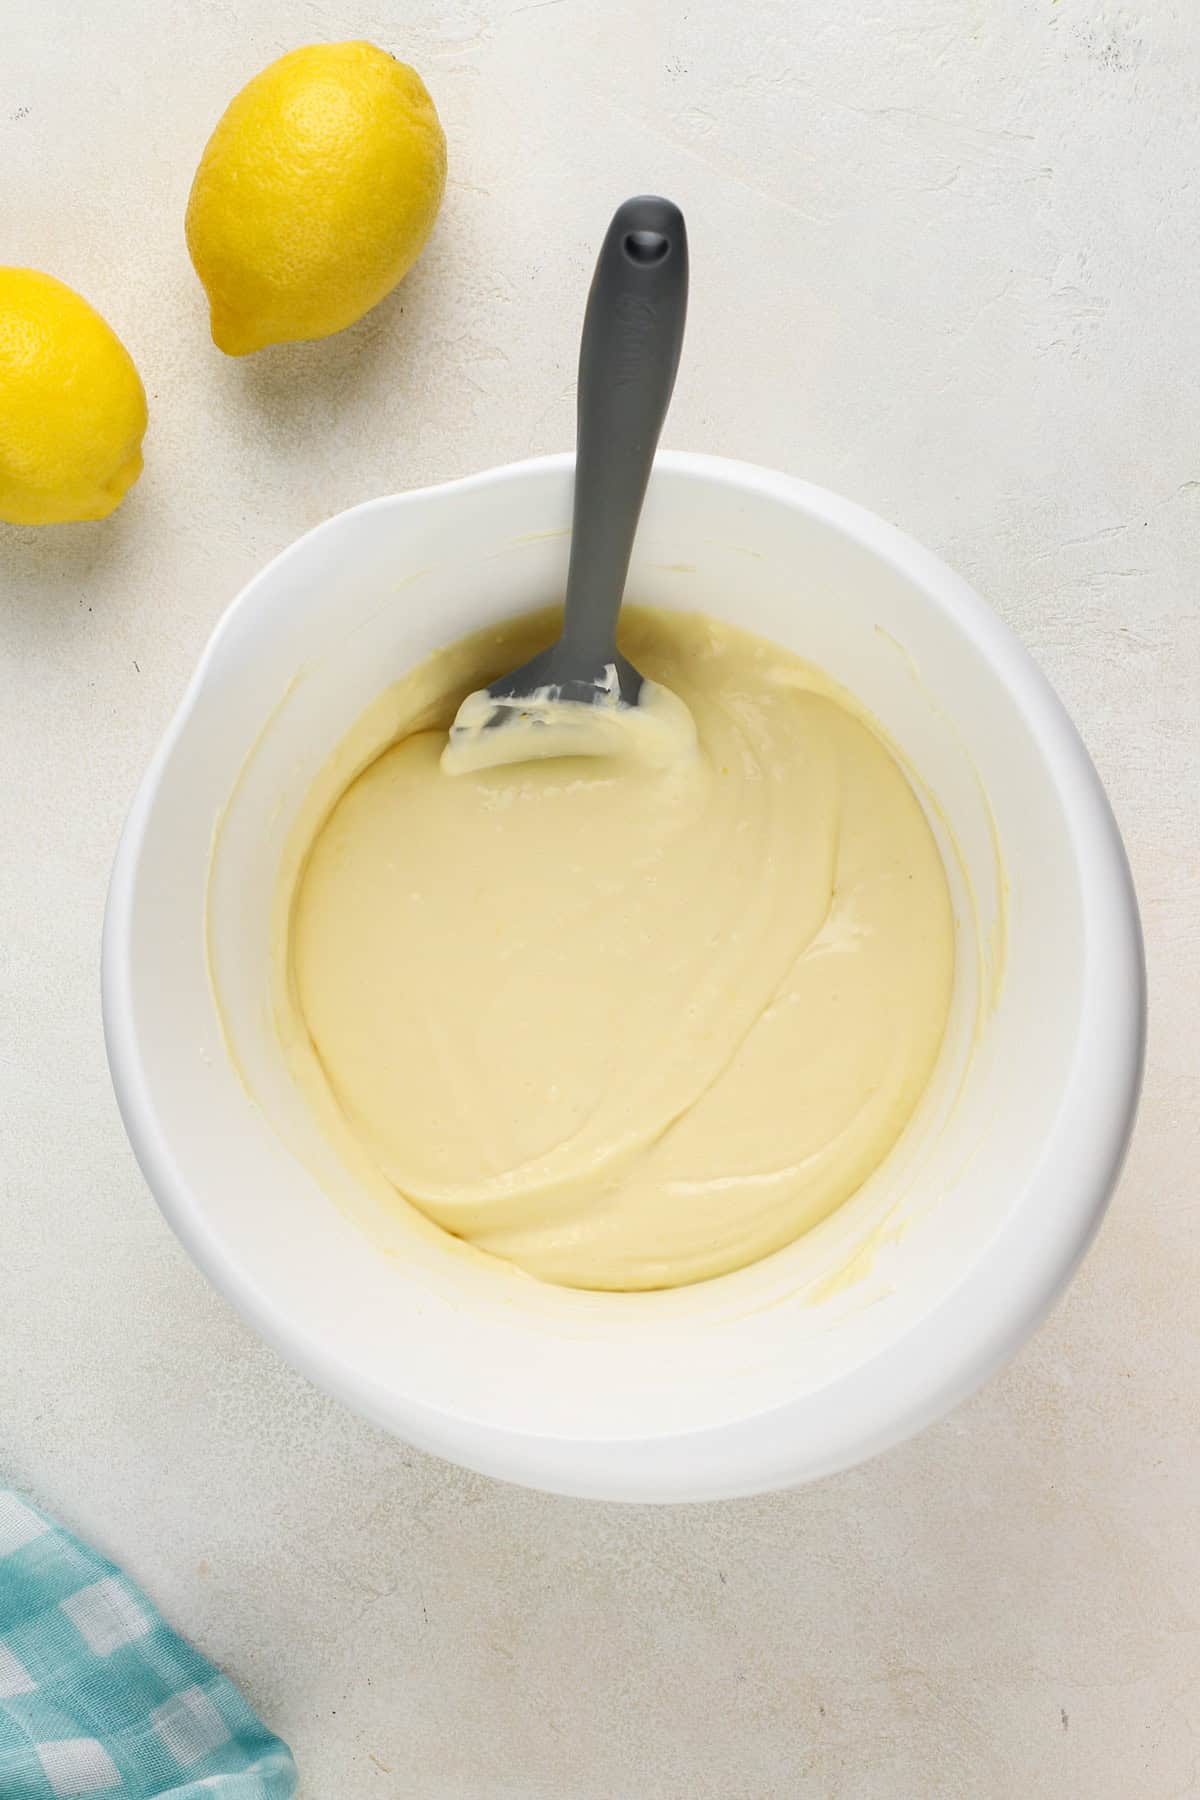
[442,194,689,774]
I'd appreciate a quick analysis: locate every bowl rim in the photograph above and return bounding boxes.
[102,451,1146,1501]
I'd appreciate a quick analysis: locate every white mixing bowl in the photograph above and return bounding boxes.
[102,454,1144,1501]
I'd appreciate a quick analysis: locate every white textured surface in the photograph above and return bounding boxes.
[1,1,1196,1794]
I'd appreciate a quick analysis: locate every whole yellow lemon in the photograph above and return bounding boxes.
[0,269,147,526]
[186,42,447,355]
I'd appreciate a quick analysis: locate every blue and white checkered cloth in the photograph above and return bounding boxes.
[0,1491,296,1798]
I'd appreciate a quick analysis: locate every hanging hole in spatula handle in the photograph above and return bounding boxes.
[624,227,671,264]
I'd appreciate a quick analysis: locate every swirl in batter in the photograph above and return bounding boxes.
[274,608,954,1290]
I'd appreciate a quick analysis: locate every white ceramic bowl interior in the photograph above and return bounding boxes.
[103,454,1144,1501]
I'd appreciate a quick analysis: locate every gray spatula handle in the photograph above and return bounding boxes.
[560,196,689,668]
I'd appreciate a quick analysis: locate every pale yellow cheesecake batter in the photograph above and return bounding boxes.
[274,608,955,1291]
